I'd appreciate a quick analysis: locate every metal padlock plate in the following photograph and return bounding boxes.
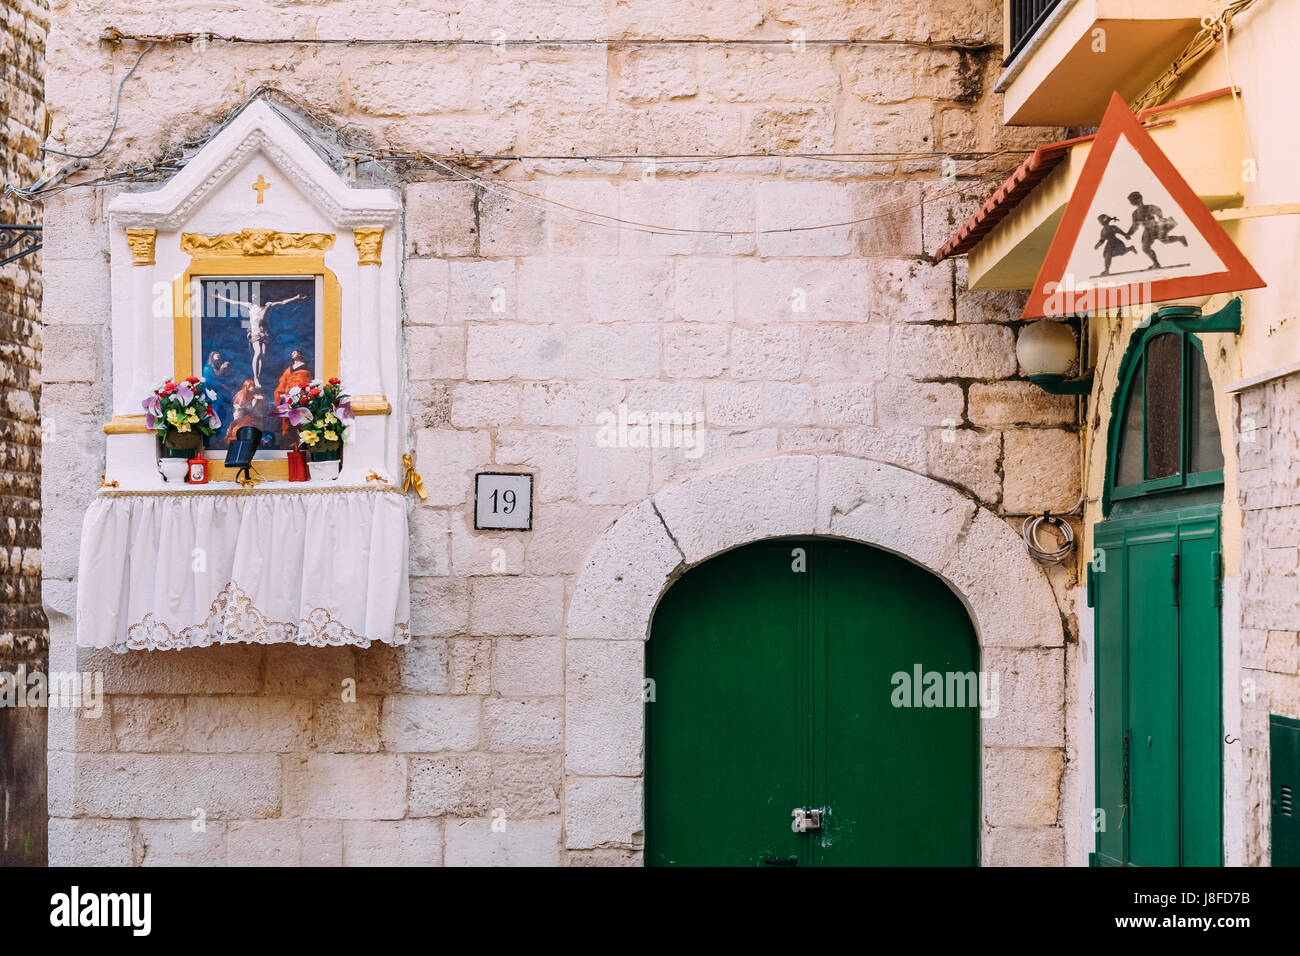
[791,808,823,832]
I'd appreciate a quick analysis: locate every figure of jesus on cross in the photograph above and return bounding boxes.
[211,290,306,392]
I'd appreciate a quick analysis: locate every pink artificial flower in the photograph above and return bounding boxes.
[277,400,314,427]
[141,393,162,430]
[176,382,195,405]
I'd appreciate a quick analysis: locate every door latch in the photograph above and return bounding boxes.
[791,808,823,832]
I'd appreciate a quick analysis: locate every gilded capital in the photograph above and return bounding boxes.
[124,228,157,266]
[354,227,384,267]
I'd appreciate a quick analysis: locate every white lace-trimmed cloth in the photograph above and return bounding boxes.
[76,487,411,652]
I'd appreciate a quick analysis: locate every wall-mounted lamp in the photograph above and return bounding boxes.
[1018,319,1093,395]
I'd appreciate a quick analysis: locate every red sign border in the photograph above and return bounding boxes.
[1022,91,1264,319]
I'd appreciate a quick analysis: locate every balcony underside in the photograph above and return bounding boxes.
[1000,0,1205,127]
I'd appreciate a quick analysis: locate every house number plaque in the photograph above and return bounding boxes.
[474,472,533,530]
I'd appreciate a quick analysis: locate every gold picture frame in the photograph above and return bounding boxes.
[173,230,340,481]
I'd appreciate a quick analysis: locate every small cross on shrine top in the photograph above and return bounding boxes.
[252,174,270,204]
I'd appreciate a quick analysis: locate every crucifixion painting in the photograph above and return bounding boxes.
[199,277,316,451]
[211,290,306,391]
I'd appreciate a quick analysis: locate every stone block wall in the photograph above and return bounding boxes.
[0,0,48,867]
[43,0,1080,865]
[1236,374,1300,865]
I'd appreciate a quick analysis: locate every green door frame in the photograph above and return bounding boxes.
[1093,308,1228,867]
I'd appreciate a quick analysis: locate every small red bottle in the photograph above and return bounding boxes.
[287,446,310,482]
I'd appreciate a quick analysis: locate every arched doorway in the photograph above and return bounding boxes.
[645,536,980,866]
[1093,314,1225,866]
[565,454,1066,863]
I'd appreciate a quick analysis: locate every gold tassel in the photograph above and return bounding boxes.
[402,452,427,500]
[100,475,118,488]
[365,470,389,484]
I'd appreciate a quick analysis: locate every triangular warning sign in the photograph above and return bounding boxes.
[1023,92,1264,319]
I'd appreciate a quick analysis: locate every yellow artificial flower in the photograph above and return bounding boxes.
[300,430,318,445]
[324,413,338,425]
[166,409,183,426]
[324,429,338,441]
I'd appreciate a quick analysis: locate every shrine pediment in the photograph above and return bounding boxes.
[108,99,399,231]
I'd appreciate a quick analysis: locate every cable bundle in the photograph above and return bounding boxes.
[1020,512,1075,565]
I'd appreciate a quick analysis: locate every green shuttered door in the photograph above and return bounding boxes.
[646,537,979,866]
[1271,715,1300,866]
[1093,507,1222,866]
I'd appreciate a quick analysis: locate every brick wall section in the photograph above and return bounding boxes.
[43,0,1081,865]
[0,0,47,867]
[1236,376,1300,865]
[0,0,46,665]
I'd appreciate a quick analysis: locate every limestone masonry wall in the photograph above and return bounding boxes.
[42,0,1079,864]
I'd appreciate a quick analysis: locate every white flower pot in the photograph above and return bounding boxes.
[158,458,190,483]
[311,459,341,481]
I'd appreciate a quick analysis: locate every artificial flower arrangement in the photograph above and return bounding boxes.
[143,376,222,457]
[276,377,354,461]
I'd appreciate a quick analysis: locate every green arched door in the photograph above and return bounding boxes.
[1092,317,1225,867]
[646,537,980,866]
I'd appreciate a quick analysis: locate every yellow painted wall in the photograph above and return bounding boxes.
[1080,0,1299,579]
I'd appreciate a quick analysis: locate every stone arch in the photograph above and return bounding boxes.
[563,454,1066,865]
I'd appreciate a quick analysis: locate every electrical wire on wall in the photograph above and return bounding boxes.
[5,29,1037,234]
[347,147,1025,244]
[5,73,1030,242]
[42,43,155,160]
[99,28,997,51]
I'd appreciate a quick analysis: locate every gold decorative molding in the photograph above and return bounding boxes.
[207,460,289,482]
[354,227,384,266]
[103,414,151,435]
[97,484,404,498]
[173,251,341,385]
[180,229,335,257]
[125,229,157,266]
[350,395,392,416]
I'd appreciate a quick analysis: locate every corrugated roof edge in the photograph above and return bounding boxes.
[931,87,1239,264]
